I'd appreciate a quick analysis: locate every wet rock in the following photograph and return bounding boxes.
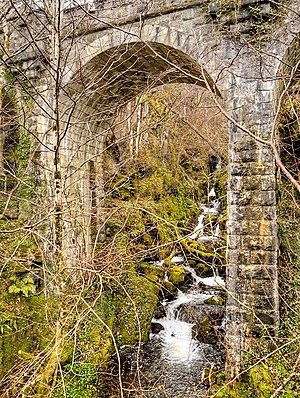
[178,303,224,343]
[160,280,177,300]
[153,302,167,318]
[179,303,224,324]
[204,295,224,305]
[192,315,217,344]
[151,322,164,334]
[179,305,205,324]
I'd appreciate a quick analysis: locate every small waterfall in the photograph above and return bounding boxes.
[151,263,224,365]
[152,287,214,363]
[115,160,225,397]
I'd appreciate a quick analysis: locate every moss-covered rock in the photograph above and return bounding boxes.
[248,364,273,397]
[192,315,216,344]
[195,261,211,276]
[112,271,159,346]
[139,262,165,278]
[167,265,186,285]
[204,295,224,305]
[0,285,53,377]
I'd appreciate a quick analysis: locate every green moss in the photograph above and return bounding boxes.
[0,286,52,377]
[181,238,215,258]
[139,262,165,278]
[167,265,186,285]
[195,261,210,275]
[248,364,273,397]
[112,271,159,346]
[214,167,228,207]
[204,295,224,305]
[162,279,176,293]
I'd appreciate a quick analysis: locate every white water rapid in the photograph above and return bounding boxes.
[151,264,224,364]
[117,159,225,397]
[150,179,225,365]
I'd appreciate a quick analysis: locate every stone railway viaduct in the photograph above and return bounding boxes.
[1,0,300,377]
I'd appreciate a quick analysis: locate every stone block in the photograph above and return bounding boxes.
[230,148,260,163]
[250,324,277,338]
[241,235,277,251]
[226,294,240,307]
[227,248,251,265]
[252,190,276,206]
[226,276,239,293]
[249,250,277,265]
[242,176,261,190]
[261,175,276,191]
[228,205,276,221]
[262,206,276,220]
[251,279,277,298]
[259,147,275,163]
[227,220,248,235]
[228,190,253,206]
[253,293,277,310]
[227,234,241,249]
[248,220,277,237]
[229,175,260,192]
[228,190,275,207]
[229,162,275,176]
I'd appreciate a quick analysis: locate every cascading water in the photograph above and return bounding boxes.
[112,160,226,397]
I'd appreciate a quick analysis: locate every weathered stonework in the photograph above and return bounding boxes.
[1,0,300,378]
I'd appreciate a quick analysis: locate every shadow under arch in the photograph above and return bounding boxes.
[59,40,223,263]
[65,41,220,111]
[274,34,300,182]
[274,34,300,107]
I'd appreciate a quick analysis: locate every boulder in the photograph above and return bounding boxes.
[203,295,224,306]
[151,322,164,334]
[195,262,211,277]
[192,315,217,344]
[153,302,167,319]
[161,280,177,300]
[140,262,165,278]
[167,265,186,286]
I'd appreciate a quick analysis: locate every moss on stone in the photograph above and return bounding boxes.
[0,285,53,377]
[181,238,215,258]
[204,295,224,305]
[167,265,186,285]
[111,271,159,346]
[195,261,210,275]
[139,262,165,278]
[162,279,177,293]
[248,364,273,397]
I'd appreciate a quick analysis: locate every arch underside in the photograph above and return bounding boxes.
[65,41,219,114]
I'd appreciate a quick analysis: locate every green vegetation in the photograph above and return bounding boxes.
[0,84,227,396]
[56,363,98,398]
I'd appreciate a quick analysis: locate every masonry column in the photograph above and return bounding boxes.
[225,70,279,378]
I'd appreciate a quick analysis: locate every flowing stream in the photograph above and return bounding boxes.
[109,164,225,397]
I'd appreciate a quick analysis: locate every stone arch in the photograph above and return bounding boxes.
[59,40,222,264]
[273,34,300,181]
[63,23,222,88]
[274,34,300,106]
